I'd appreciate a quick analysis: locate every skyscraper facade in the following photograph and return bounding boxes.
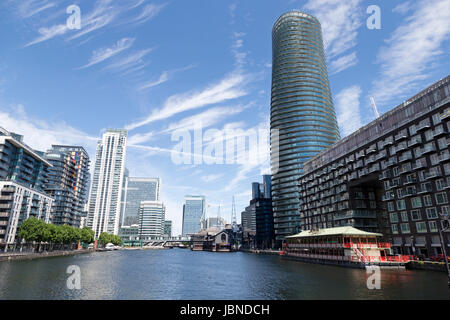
[87,129,127,238]
[270,11,340,241]
[138,201,165,240]
[182,195,206,237]
[0,127,53,246]
[45,145,90,228]
[121,177,161,226]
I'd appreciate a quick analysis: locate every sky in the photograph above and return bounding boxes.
[0,0,449,236]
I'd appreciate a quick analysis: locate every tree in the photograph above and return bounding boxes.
[98,232,111,246]
[81,227,94,244]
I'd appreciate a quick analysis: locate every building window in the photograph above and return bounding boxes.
[388,202,395,212]
[411,197,422,208]
[429,221,438,232]
[423,195,433,207]
[391,224,399,234]
[436,179,446,191]
[390,212,399,223]
[441,205,450,216]
[426,207,438,219]
[416,222,427,233]
[401,211,408,221]
[411,210,421,221]
[435,192,448,205]
[400,223,410,234]
[397,200,406,210]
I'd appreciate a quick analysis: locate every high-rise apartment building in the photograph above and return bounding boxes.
[270,11,340,241]
[87,129,127,238]
[0,128,54,246]
[138,201,165,240]
[182,195,206,237]
[298,76,450,258]
[44,145,90,228]
[121,177,161,226]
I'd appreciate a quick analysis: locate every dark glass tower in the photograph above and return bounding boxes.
[270,11,340,241]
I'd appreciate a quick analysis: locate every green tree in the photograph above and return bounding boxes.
[98,232,111,246]
[81,227,95,244]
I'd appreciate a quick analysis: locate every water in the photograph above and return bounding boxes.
[0,249,449,300]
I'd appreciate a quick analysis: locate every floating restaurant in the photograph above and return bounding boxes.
[281,226,415,268]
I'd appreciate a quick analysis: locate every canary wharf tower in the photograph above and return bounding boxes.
[271,11,340,241]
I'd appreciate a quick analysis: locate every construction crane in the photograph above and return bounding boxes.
[231,196,237,230]
[370,96,380,118]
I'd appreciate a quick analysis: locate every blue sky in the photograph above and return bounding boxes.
[1,0,449,235]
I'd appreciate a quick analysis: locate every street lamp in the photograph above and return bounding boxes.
[437,213,450,289]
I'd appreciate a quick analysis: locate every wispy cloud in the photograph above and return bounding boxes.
[132,3,167,25]
[105,48,153,73]
[79,38,135,69]
[370,0,450,106]
[201,174,224,183]
[304,0,363,74]
[138,71,170,90]
[329,51,358,74]
[335,85,362,137]
[25,23,67,47]
[137,64,196,91]
[0,104,97,152]
[392,2,412,14]
[126,72,248,130]
[17,0,56,18]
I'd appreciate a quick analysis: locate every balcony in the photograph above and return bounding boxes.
[417,119,431,131]
[396,142,408,152]
[368,163,380,173]
[413,159,427,170]
[424,168,442,180]
[433,126,446,137]
[398,152,413,163]
[366,144,377,154]
[422,144,436,154]
[375,151,387,160]
[355,150,365,159]
[386,157,398,167]
[395,130,408,141]
[407,136,422,147]
[384,136,394,147]
[380,171,391,180]
[348,172,358,181]
[438,151,450,163]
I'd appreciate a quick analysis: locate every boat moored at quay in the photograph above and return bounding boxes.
[281,226,415,269]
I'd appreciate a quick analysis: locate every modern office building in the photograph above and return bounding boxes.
[138,201,165,240]
[121,177,161,226]
[0,128,54,246]
[241,175,275,248]
[298,76,450,258]
[87,129,128,238]
[182,195,206,237]
[270,11,340,241]
[44,145,90,228]
[164,220,172,238]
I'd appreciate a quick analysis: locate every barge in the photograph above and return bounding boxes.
[281,226,414,269]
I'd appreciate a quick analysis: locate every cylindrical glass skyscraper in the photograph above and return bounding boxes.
[270,11,340,241]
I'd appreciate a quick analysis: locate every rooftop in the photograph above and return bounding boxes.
[286,226,383,239]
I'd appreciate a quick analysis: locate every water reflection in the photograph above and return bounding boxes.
[0,250,449,300]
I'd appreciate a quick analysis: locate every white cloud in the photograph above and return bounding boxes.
[132,3,167,25]
[126,72,248,130]
[79,38,135,69]
[335,85,363,137]
[329,51,358,74]
[370,0,450,106]
[304,0,363,74]
[304,0,362,58]
[0,104,97,153]
[138,71,170,90]
[17,0,56,18]
[105,48,153,72]
[392,2,412,14]
[201,174,224,183]
[25,24,68,47]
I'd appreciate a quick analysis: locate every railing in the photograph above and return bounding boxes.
[283,252,416,263]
